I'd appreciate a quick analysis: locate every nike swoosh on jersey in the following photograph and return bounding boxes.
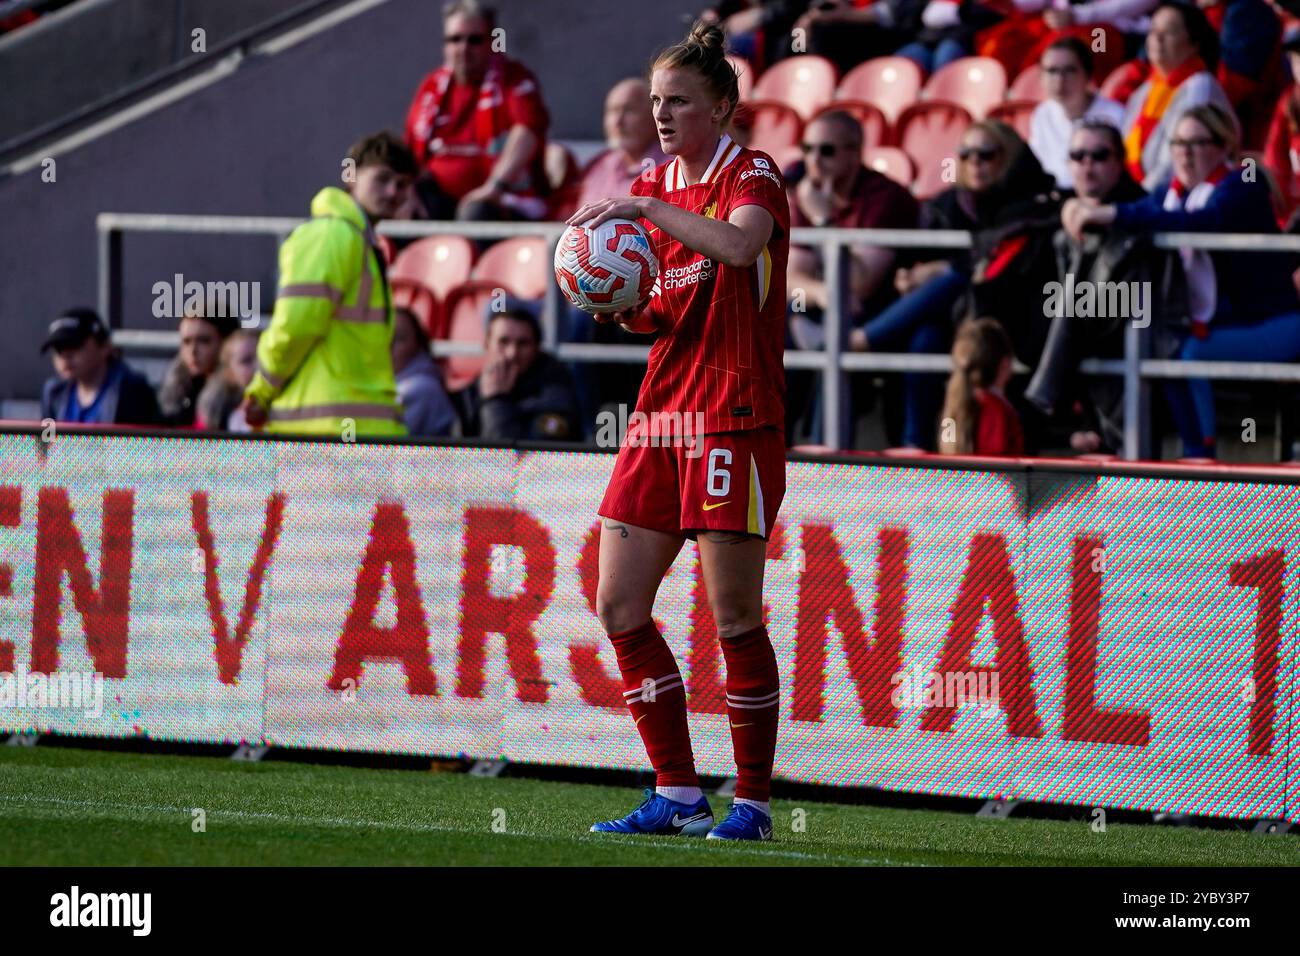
[730,722,755,728]
[701,500,730,511]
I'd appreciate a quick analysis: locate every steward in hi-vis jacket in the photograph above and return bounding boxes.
[242,133,418,437]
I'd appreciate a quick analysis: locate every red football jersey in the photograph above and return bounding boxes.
[630,133,790,435]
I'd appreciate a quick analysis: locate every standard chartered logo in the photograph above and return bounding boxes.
[661,258,714,290]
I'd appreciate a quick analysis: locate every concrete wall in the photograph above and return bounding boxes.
[0,0,315,147]
[0,0,698,403]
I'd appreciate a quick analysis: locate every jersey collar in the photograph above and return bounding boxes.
[667,133,743,191]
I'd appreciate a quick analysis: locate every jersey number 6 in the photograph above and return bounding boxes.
[707,448,732,497]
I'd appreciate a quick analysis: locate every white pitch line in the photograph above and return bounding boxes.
[0,793,923,866]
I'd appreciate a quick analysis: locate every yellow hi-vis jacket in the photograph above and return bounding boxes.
[245,186,406,437]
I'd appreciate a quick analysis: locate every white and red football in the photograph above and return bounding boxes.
[554,218,658,315]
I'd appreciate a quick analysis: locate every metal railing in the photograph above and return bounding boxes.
[96,212,1300,459]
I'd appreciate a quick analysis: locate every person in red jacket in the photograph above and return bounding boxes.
[404,0,551,220]
[939,317,1024,456]
[1262,34,1300,223]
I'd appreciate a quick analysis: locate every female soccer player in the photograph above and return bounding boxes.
[567,21,789,841]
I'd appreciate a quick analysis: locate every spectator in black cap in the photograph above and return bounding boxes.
[456,303,579,441]
[39,308,161,426]
[158,307,238,427]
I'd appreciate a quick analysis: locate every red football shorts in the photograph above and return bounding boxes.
[598,427,785,539]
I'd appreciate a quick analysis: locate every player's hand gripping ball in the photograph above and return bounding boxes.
[554,217,659,315]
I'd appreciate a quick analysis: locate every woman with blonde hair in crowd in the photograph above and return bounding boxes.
[938,317,1023,456]
[196,329,259,431]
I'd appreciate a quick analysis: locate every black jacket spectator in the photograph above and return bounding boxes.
[42,356,161,427]
[458,351,580,441]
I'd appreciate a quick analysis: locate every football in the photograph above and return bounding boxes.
[554,217,658,314]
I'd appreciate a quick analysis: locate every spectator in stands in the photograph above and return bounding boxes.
[784,109,920,441]
[240,132,413,437]
[852,119,1053,450]
[392,307,458,437]
[578,79,667,208]
[978,0,1154,82]
[562,78,668,435]
[1207,0,1283,148]
[197,330,259,431]
[792,0,922,74]
[1064,103,1300,459]
[701,1,808,69]
[938,317,1023,455]
[893,0,1003,75]
[39,308,161,427]
[1122,1,1233,191]
[405,0,551,221]
[1025,121,1150,453]
[1030,37,1126,188]
[158,308,237,427]
[459,306,580,441]
[1262,31,1300,224]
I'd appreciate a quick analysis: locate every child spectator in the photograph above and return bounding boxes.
[197,330,259,431]
[939,318,1023,456]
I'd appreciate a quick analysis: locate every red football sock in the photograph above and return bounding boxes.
[608,620,699,788]
[721,624,780,802]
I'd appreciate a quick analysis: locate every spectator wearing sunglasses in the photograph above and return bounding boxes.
[1064,104,1300,460]
[852,120,1053,450]
[1026,121,1150,453]
[1029,37,1126,189]
[405,1,552,221]
[784,110,919,442]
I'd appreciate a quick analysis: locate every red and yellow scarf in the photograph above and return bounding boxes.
[1124,56,1207,180]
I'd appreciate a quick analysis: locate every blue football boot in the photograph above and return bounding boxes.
[590,788,714,836]
[706,802,773,841]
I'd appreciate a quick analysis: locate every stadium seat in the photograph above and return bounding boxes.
[862,146,916,189]
[470,237,551,300]
[836,56,923,125]
[750,54,838,121]
[390,235,476,301]
[1099,61,1142,103]
[1008,63,1045,102]
[728,54,756,102]
[988,100,1036,141]
[813,101,889,148]
[745,101,804,156]
[391,278,441,338]
[895,101,973,199]
[440,280,502,392]
[922,57,1007,120]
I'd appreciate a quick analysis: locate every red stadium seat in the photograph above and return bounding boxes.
[836,56,923,125]
[813,101,889,148]
[745,101,804,156]
[1008,63,1045,102]
[1099,60,1146,104]
[988,100,1037,140]
[391,278,441,338]
[922,57,1007,119]
[896,101,973,199]
[861,146,916,189]
[470,237,550,300]
[728,54,756,102]
[750,54,838,121]
[440,280,502,392]
[390,235,476,301]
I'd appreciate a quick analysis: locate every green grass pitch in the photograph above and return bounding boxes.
[0,744,1295,866]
